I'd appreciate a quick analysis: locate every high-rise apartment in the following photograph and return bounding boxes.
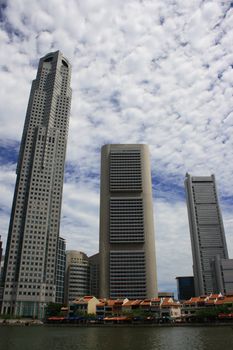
[211,256,233,295]
[65,251,90,304]
[176,276,195,301]
[55,237,66,304]
[185,174,228,296]
[0,236,2,273]
[99,144,157,299]
[89,253,100,298]
[1,51,72,317]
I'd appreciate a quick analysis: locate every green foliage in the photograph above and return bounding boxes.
[45,303,64,317]
[0,314,22,320]
[85,313,96,320]
[195,305,232,320]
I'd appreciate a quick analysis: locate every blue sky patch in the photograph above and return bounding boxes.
[0,142,19,165]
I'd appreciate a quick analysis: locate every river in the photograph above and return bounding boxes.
[1,325,233,350]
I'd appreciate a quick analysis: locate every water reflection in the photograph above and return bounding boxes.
[1,326,233,350]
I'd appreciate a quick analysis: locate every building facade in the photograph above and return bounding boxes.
[176,276,195,301]
[89,253,100,298]
[1,51,72,317]
[0,236,2,278]
[185,174,228,296]
[211,256,233,295]
[65,251,90,304]
[99,144,157,299]
[0,237,3,303]
[55,237,66,304]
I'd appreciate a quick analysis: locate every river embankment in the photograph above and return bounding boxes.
[1,319,233,327]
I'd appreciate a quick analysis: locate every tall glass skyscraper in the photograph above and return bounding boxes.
[99,144,157,299]
[185,173,228,296]
[1,51,72,318]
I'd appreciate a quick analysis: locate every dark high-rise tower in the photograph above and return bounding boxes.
[55,237,66,304]
[1,51,72,317]
[0,236,2,271]
[185,174,228,296]
[99,144,157,299]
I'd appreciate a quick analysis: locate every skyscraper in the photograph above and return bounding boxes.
[65,251,90,304]
[1,51,72,317]
[0,236,2,273]
[176,276,195,301]
[185,173,228,296]
[99,144,157,299]
[211,256,233,295]
[55,237,66,304]
[89,253,100,298]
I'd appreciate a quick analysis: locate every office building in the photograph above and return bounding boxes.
[89,253,100,298]
[0,236,2,275]
[211,256,233,295]
[0,237,3,304]
[176,276,195,301]
[99,144,157,299]
[1,51,72,317]
[65,251,90,304]
[185,174,228,296]
[55,237,66,304]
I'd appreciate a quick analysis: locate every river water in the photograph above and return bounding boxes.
[1,326,233,350]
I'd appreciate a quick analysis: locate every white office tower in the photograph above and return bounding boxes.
[99,144,157,299]
[1,51,72,318]
[185,174,228,296]
[65,251,90,304]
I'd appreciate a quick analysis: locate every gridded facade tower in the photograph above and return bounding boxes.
[65,251,90,304]
[185,174,228,296]
[99,144,157,299]
[0,236,2,272]
[1,51,72,317]
[55,237,66,304]
[89,253,100,298]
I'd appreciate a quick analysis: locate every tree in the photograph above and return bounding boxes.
[195,305,231,321]
[45,303,64,317]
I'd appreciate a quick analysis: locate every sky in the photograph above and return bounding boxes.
[0,0,233,294]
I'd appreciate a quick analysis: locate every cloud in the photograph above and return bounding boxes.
[1,0,233,292]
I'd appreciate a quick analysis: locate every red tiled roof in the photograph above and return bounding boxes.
[83,296,94,300]
[123,299,142,307]
[96,302,106,307]
[209,294,220,299]
[140,300,151,306]
[151,298,161,302]
[215,296,233,305]
[205,300,215,305]
[183,297,206,305]
[73,296,96,304]
[105,299,125,306]
[161,298,179,308]
[114,299,124,305]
